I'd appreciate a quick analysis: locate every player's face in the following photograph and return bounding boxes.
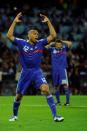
[55,42,63,48]
[28,30,39,43]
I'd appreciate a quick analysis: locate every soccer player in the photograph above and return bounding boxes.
[45,39,72,106]
[7,12,64,122]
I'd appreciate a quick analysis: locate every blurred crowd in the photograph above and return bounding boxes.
[0,3,87,95]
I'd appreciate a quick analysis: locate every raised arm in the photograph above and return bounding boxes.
[45,42,55,49]
[40,14,57,43]
[45,39,72,49]
[7,12,22,41]
[61,40,72,48]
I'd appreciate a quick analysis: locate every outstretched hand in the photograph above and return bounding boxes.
[14,12,22,23]
[40,14,50,23]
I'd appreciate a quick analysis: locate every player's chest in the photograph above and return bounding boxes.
[52,48,65,54]
[23,45,35,52]
[21,45,42,55]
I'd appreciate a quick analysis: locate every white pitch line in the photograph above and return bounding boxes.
[24,105,87,108]
[23,105,87,108]
[0,104,47,107]
[1,104,87,108]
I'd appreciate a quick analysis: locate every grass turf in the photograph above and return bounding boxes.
[0,95,87,131]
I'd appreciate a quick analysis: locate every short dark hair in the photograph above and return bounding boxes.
[55,39,62,43]
[27,25,40,32]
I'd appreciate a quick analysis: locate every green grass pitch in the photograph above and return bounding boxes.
[0,95,87,131]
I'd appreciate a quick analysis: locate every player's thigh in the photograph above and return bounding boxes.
[52,70,60,87]
[34,69,48,89]
[59,68,68,86]
[33,69,50,94]
[16,69,33,94]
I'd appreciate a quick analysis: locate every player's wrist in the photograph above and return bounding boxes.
[46,19,50,23]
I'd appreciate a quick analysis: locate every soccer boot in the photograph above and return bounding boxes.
[64,103,70,106]
[54,116,64,122]
[9,116,18,122]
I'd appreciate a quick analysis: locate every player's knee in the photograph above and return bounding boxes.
[15,94,23,102]
[41,84,50,95]
[63,84,68,89]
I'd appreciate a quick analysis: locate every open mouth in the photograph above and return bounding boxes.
[35,37,38,41]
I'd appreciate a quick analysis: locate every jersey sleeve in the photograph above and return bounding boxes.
[13,38,26,47]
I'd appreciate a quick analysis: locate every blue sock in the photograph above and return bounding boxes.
[46,95,57,117]
[64,87,70,104]
[55,91,60,103]
[13,100,20,116]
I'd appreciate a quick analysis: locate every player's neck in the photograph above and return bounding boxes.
[28,40,34,45]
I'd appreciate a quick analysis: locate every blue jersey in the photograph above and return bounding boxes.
[49,45,68,70]
[13,38,48,69]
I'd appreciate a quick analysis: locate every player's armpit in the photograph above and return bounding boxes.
[7,35,15,42]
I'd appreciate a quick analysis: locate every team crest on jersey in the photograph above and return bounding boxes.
[30,48,33,51]
[23,46,29,52]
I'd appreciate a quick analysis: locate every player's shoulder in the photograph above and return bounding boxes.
[14,38,28,45]
[62,44,67,49]
[37,39,45,42]
[15,38,27,42]
[13,37,28,46]
[37,38,48,46]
